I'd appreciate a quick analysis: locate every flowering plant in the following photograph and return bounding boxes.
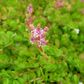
[26,4,48,48]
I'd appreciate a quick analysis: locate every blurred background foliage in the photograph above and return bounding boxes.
[0,0,84,84]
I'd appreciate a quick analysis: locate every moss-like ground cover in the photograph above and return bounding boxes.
[0,0,84,84]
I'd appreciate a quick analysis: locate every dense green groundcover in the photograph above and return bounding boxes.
[0,0,84,84]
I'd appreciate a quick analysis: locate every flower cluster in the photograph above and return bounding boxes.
[26,4,48,47]
[30,25,48,47]
[55,0,64,9]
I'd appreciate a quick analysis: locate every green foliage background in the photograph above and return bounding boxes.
[0,0,84,84]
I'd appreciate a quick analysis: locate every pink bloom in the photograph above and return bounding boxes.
[30,26,48,47]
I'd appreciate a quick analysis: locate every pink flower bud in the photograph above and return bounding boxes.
[27,4,34,14]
